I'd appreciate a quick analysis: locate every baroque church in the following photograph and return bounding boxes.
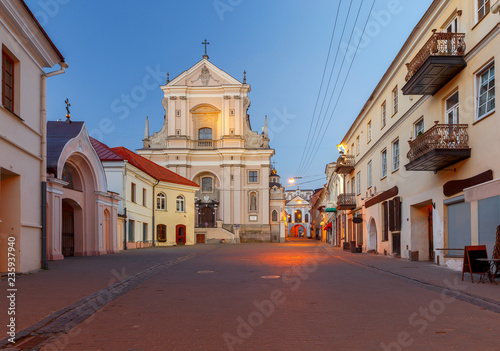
[138,53,277,242]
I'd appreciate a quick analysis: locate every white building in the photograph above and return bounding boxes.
[285,188,314,238]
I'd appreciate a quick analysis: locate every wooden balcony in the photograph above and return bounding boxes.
[405,124,471,172]
[335,154,355,174]
[402,31,466,96]
[337,193,356,211]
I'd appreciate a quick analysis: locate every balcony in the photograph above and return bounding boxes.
[193,140,217,149]
[405,124,471,172]
[402,31,466,96]
[337,193,356,211]
[335,154,355,174]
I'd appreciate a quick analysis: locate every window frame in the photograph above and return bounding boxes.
[392,139,400,172]
[248,170,258,183]
[142,188,147,207]
[367,120,372,143]
[176,195,185,212]
[272,210,278,222]
[201,176,213,193]
[356,172,361,195]
[131,183,136,203]
[156,192,166,210]
[414,117,424,138]
[477,0,490,22]
[381,101,386,128]
[367,160,372,189]
[2,50,15,112]
[198,127,213,140]
[156,224,167,242]
[392,86,398,116]
[356,136,360,156]
[476,62,495,121]
[381,148,387,179]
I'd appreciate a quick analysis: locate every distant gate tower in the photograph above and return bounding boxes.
[138,53,274,241]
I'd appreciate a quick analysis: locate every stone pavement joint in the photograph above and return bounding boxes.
[0,253,200,350]
[321,246,500,315]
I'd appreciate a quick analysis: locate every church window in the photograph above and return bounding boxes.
[199,128,212,140]
[176,195,185,212]
[248,171,258,183]
[157,224,167,242]
[202,177,213,192]
[272,210,278,222]
[287,214,291,223]
[156,193,166,210]
[249,192,257,211]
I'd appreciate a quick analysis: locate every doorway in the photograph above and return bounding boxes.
[200,206,214,228]
[62,200,75,257]
[176,224,186,245]
[368,218,377,251]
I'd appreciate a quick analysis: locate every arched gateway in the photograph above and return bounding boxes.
[46,121,119,260]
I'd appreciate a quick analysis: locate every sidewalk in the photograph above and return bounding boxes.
[0,245,216,333]
[322,245,500,307]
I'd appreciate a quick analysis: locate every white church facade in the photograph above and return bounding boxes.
[139,55,275,242]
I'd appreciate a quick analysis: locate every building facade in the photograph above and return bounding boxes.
[285,188,314,238]
[269,168,286,242]
[92,139,200,248]
[335,0,499,268]
[0,1,66,272]
[139,55,274,242]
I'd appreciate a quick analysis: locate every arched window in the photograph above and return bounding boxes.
[295,210,302,223]
[157,224,166,242]
[156,193,166,210]
[287,214,291,223]
[176,195,185,212]
[198,128,212,140]
[272,210,278,222]
[249,192,257,211]
[202,177,213,192]
[305,214,309,223]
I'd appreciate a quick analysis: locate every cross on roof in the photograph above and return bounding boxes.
[202,39,210,55]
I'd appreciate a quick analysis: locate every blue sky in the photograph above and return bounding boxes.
[32,0,433,189]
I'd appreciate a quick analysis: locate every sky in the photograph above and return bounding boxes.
[31,0,433,190]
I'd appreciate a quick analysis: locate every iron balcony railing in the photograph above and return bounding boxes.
[407,124,469,162]
[335,154,355,174]
[337,193,356,208]
[405,31,466,82]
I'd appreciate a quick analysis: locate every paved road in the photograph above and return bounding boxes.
[4,240,500,350]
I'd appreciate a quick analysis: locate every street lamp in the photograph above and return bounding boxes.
[288,176,302,184]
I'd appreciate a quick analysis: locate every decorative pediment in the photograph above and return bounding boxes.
[190,104,220,114]
[286,196,309,206]
[167,59,242,87]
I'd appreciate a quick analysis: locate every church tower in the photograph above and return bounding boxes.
[138,52,274,241]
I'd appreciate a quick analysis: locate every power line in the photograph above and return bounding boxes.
[297,0,356,175]
[297,0,364,175]
[295,0,343,174]
[302,0,376,172]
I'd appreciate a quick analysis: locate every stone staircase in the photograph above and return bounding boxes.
[195,227,238,244]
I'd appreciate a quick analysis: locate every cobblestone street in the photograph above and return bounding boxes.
[2,240,500,350]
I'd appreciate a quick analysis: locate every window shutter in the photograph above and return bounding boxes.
[389,199,395,231]
[394,197,402,231]
[383,201,389,240]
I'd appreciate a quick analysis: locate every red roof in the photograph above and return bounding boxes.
[90,137,124,161]
[111,147,199,188]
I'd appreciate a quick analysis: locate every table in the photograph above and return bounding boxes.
[476,258,500,283]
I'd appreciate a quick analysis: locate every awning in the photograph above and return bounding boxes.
[325,207,337,212]
[324,223,333,230]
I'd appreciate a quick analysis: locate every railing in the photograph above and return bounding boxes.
[405,31,466,82]
[196,140,215,148]
[407,124,469,162]
[335,154,355,173]
[337,193,356,207]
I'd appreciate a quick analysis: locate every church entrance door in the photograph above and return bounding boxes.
[200,206,215,228]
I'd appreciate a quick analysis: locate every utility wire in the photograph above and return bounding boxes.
[295,0,343,174]
[297,0,364,175]
[301,0,376,172]
[297,0,355,175]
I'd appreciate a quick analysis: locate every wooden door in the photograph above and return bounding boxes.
[200,206,214,228]
[176,225,186,245]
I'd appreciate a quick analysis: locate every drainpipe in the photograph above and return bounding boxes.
[152,180,159,247]
[123,164,128,250]
[41,62,68,269]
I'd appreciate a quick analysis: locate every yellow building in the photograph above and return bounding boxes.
[92,140,199,247]
[335,0,499,268]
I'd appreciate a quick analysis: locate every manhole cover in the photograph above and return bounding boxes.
[260,275,281,279]
[197,270,215,274]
